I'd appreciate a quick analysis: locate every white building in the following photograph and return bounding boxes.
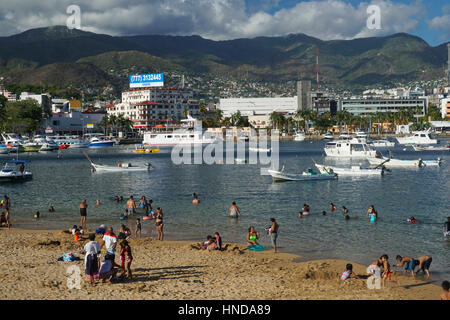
[218,97,298,117]
[339,97,427,116]
[441,98,450,119]
[20,92,52,115]
[107,87,200,130]
[45,111,105,134]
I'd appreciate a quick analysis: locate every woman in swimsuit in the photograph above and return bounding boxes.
[366,205,377,223]
[79,199,88,230]
[246,226,260,245]
[155,207,164,241]
[138,196,147,211]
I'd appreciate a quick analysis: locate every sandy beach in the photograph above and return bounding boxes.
[0,228,442,300]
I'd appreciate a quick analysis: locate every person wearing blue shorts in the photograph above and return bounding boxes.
[394,255,416,277]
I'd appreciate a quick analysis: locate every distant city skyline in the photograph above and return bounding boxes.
[0,0,448,46]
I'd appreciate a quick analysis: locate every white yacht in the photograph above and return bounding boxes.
[396,130,437,145]
[324,138,377,158]
[142,116,217,146]
[293,132,306,141]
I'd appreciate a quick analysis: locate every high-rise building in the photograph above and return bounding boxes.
[297,80,312,110]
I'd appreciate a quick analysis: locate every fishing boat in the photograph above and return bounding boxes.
[268,166,337,182]
[84,152,152,172]
[324,138,376,158]
[396,129,438,145]
[0,160,33,182]
[132,145,160,154]
[315,163,385,176]
[421,158,443,166]
[412,144,450,151]
[367,156,424,167]
[91,162,152,172]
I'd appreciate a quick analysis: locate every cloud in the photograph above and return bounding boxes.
[0,0,428,41]
[428,11,450,40]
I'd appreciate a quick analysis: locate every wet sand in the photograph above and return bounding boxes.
[0,228,441,300]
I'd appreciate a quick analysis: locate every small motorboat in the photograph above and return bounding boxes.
[315,163,385,176]
[132,145,160,154]
[412,144,449,151]
[84,152,152,172]
[421,158,443,166]
[268,166,337,182]
[367,156,423,168]
[89,137,114,147]
[323,133,334,140]
[0,160,33,182]
[91,161,152,173]
[249,147,271,152]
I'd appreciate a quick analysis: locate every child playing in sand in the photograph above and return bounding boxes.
[440,281,450,300]
[119,240,133,279]
[380,254,400,287]
[98,254,123,282]
[340,263,359,280]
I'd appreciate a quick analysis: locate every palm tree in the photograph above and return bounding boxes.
[231,111,242,127]
[215,108,223,126]
[199,104,207,118]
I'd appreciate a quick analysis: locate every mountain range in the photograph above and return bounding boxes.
[0,26,448,92]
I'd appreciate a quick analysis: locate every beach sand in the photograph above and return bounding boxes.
[0,228,441,300]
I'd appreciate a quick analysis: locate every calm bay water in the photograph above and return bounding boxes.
[1,140,449,281]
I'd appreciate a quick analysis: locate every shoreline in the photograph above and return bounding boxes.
[0,228,443,300]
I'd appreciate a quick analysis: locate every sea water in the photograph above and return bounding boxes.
[1,140,449,281]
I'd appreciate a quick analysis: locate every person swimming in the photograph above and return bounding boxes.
[330,203,337,212]
[302,204,310,215]
[192,193,199,205]
[342,206,348,215]
[407,217,417,223]
[48,205,55,212]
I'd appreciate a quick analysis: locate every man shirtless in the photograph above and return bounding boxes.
[415,255,432,279]
[440,281,450,300]
[394,255,416,277]
[126,196,136,216]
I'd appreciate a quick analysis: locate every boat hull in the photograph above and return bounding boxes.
[89,141,114,147]
[315,164,383,176]
[268,169,337,181]
[92,163,150,172]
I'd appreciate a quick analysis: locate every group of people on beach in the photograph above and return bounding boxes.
[82,226,133,286]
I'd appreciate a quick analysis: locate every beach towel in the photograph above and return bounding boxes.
[57,252,80,262]
[247,245,264,251]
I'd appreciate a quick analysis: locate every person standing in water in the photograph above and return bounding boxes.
[443,217,450,237]
[155,207,164,241]
[302,204,310,215]
[126,196,136,216]
[229,202,241,218]
[192,193,199,205]
[269,218,279,254]
[366,205,378,222]
[79,199,88,230]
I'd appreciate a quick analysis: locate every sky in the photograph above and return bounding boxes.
[0,0,448,46]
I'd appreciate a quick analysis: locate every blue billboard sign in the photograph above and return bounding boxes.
[129,73,164,88]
